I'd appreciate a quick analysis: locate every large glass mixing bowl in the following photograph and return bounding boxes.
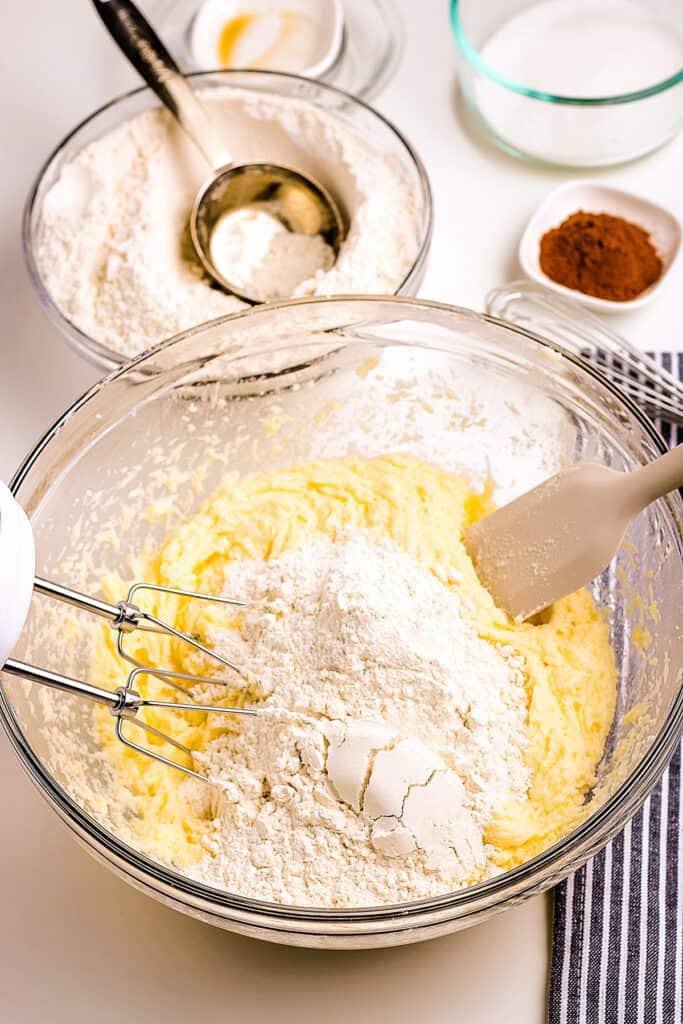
[2,297,681,949]
[23,70,432,373]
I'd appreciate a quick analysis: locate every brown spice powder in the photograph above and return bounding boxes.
[539,210,662,302]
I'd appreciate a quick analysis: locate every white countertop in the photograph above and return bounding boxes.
[1,1,681,1020]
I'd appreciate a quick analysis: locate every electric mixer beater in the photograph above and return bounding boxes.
[0,481,256,782]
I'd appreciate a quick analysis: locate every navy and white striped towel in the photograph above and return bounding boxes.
[549,353,682,1024]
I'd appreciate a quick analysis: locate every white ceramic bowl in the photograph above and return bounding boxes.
[518,180,682,313]
[190,0,344,78]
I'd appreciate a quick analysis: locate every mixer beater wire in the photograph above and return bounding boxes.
[4,574,256,783]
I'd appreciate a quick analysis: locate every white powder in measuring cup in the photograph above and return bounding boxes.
[209,206,335,301]
[37,88,422,360]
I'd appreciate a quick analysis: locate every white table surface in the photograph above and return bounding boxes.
[1,1,681,1021]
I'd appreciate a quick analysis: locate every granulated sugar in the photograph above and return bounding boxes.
[480,0,683,98]
[37,88,421,359]
[473,0,683,164]
[183,531,529,907]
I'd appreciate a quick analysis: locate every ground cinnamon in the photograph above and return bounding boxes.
[539,210,662,302]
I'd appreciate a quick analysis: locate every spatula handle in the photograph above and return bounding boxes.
[627,444,683,509]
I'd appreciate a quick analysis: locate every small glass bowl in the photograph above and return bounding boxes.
[23,70,432,372]
[451,0,683,167]
[2,296,682,949]
[149,0,403,101]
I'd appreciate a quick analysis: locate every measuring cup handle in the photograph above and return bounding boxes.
[92,0,232,171]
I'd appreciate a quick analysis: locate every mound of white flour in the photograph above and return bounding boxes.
[183,532,529,907]
[37,88,421,359]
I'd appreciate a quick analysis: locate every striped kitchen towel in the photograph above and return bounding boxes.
[549,353,682,1024]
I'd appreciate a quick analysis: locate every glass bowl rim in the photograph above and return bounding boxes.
[3,294,682,926]
[450,0,683,106]
[22,68,434,373]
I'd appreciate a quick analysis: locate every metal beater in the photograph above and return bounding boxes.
[0,482,256,783]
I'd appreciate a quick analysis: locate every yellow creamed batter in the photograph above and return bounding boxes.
[93,454,616,877]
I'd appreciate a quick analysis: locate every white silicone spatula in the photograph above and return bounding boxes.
[465,445,683,622]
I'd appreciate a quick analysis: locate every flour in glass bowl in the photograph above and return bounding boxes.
[181,532,530,908]
[36,88,422,360]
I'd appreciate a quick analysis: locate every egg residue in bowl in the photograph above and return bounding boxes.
[191,0,343,76]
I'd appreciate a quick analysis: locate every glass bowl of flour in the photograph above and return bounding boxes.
[23,71,432,371]
[2,296,681,949]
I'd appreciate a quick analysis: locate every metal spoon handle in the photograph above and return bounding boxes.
[92,0,231,171]
[3,658,123,709]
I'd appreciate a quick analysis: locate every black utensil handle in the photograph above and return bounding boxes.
[93,0,183,107]
[91,0,230,169]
